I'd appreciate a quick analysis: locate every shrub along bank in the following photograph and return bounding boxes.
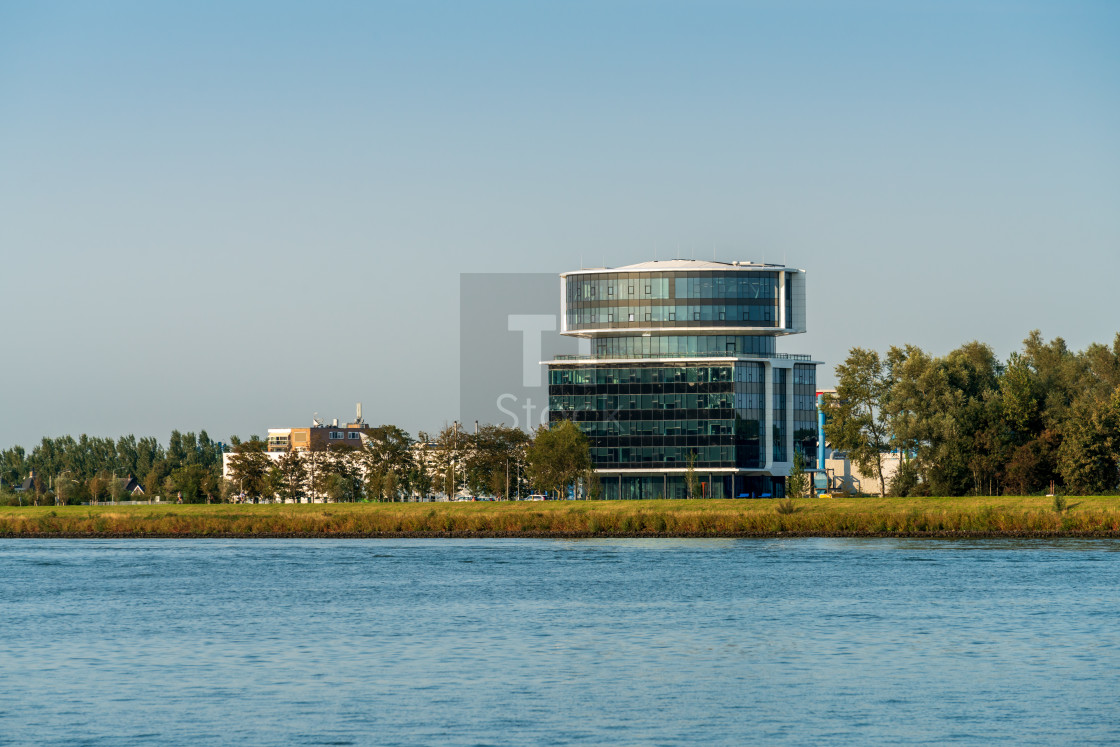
[1,497,1119,538]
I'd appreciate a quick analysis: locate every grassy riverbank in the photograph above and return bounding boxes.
[1,496,1119,538]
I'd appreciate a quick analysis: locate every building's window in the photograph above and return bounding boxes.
[645,313,651,321]
[330,431,343,439]
[628,313,634,322]
[348,432,360,439]
[693,312,700,321]
[718,311,726,321]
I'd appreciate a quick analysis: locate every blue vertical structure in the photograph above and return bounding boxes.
[816,392,826,470]
[816,391,827,493]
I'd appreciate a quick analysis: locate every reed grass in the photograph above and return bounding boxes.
[1,496,1119,538]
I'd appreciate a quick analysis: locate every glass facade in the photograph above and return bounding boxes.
[565,270,796,332]
[793,364,818,468]
[548,260,818,500]
[772,367,787,462]
[589,335,776,359]
[549,363,765,471]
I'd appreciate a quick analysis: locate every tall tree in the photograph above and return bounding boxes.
[787,450,807,499]
[274,448,308,503]
[526,420,591,498]
[225,439,271,498]
[887,342,1004,496]
[823,347,893,497]
[1057,389,1120,494]
[170,464,209,503]
[432,423,469,499]
[464,424,529,499]
[363,427,414,501]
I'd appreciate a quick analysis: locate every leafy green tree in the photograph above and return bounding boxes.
[0,446,26,490]
[583,468,601,500]
[274,448,308,503]
[201,468,221,503]
[887,457,922,497]
[329,444,364,502]
[323,473,350,503]
[171,464,210,503]
[88,474,107,504]
[824,348,893,497]
[787,450,807,499]
[168,430,188,467]
[526,420,591,498]
[143,463,170,500]
[303,442,328,499]
[226,439,271,498]
[109,475,125,503]
[135,437,163,479]
[886,342,1005,496]
[1058,389,1120,494]
[363,426,414,501]
[465,424,530,499]
[433,423,468,499]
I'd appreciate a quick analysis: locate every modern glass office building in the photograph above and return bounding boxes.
[547,259,820,499]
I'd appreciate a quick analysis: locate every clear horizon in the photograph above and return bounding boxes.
[2,0,1118,450]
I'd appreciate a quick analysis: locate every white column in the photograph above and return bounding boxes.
[778,272,787,330]
[559,276,568,334]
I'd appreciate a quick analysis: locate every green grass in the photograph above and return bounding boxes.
[1,496,1118,538]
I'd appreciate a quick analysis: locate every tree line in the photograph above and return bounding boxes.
[0,431,224,504]
[1,420,594,505]
[823,331,1120,496]
[225,421,593,503]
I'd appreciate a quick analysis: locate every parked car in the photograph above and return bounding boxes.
[526,494,547,501]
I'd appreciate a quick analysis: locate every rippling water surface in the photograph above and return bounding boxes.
[2,538,1118,745]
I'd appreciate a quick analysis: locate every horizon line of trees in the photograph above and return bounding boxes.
[823,330,1120,497]
[225,420,594,503]
[0,430,225,505]
[1,420,596,505]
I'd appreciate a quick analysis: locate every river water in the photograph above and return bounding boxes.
[1,538,1118,745]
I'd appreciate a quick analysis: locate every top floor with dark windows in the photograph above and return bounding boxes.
[561,259,806,336]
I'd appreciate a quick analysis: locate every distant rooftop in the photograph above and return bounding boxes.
[561,259,793,276]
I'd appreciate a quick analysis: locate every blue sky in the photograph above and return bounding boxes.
[1,0,1118,448]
